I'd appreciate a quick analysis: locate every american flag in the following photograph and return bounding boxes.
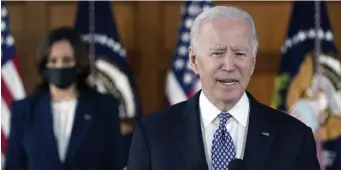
[1,2,26,167]
[165,1,212,105]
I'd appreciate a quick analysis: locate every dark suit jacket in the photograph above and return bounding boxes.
[127,91,320,170]
[4,89,126,170]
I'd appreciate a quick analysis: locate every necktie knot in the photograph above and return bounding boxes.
[218,112,232,126]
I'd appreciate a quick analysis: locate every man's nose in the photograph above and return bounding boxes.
[222,55,235,72]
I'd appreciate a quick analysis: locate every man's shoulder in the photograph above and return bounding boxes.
[139,100,188,129]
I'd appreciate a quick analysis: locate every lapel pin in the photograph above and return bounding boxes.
[261,132,270,136]
[84,114,92,120]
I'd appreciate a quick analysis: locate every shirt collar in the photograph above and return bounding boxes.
[199,90,250,128]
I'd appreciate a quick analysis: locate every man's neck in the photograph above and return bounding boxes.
[202,90,242,112]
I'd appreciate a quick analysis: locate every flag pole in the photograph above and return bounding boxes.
[314,1,325,169]
[89,0,96,70]
[312,0,322,94]
[314,0,321,75]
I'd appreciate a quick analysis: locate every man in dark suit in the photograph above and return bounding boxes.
[127,5,320,170]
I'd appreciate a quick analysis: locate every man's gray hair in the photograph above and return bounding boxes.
[190,6,259,53]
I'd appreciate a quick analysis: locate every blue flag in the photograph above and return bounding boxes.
[74,1,143,167]
[271,1,341,169]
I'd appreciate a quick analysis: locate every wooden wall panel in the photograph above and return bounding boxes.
[6,1,341,115]
[7,3,25,77]
[136,2,163,113]
[163,2,181,51]
[111,2,137,51]
[326,2,341,55]
[49,3,76,29]
[7,3,24,34]
[248,73,277,105]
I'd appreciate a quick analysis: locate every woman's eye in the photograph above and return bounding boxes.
[48,58,56,64]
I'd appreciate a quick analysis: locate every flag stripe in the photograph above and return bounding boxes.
[1,79,14,107]
[166,72,187,105]
[2,60,26,100]
[2,97,11,137]
[11,56,21,77]
[1,130,8,154]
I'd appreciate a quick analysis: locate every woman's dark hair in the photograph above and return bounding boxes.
[35,26,91,92]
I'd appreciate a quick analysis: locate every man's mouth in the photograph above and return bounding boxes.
[217,79,238,86]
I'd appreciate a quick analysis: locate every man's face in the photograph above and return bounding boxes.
[189,18,256,104]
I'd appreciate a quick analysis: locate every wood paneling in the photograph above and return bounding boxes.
[49,3,76,28]
[136,2,163,113]
[6,1,341,115]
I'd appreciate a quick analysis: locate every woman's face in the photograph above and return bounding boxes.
[45,40,79,90]
[46,40,76,68]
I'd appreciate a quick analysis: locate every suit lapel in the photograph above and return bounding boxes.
[173,91,208,170]
[243,92,276,170]
[36,93,61,164]
[65,91,94,163]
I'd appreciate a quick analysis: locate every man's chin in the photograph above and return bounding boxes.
[216,89,243,102]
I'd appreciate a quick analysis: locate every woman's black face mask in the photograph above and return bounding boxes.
[44,67,78,89]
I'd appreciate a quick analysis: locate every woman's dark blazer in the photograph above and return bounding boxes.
[4,88,126,170]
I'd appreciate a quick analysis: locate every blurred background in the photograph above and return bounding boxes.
[5,1,341,114]
[2,1,341,169]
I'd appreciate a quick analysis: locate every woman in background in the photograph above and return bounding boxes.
[4,27,126,170]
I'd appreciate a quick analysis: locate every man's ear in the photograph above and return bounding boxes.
[250,55,256,75]
[189,46,199,74]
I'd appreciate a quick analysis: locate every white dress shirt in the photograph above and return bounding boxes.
[199,91,250,170]
[51,99,77,162]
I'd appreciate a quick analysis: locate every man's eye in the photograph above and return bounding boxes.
[212,52,224,56]
[235,52,246,57]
